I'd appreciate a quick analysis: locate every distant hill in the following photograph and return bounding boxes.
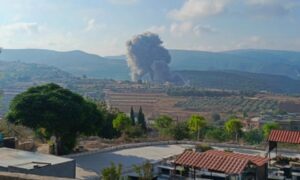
[2,48,300,80]
[0,61,74,88]
[177,70,300,94]
[169,49,300,79]
[0,49,129,80]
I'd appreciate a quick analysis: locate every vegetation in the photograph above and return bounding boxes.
[154,115,173,136]
[167,87,244,97]
[6,83,102,155]
[101,162,124,180]
[262,122,280,138]
[205,127,229,142]
[137,107,147,131]
[130,106,135,125]
[96,102,120,139]
[195,144,213,152]
[225,118,242,143]
[133,161,153,180]
[175,96,279,114]
[170,121,190,140]
[113,113,132,135]
[243,129,264,145]
[177,70,300,94]
[187,115,207,140]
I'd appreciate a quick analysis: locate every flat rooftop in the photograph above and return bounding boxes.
[0,147,73,170]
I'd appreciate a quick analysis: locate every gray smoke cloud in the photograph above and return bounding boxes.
[126,32,184,85]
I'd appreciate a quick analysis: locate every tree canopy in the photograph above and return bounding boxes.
[187,115,207,140]
[154,115,173,129]
[225,118,242,143]
[113,113,131,133]
[6,83,102,155]
[137,106,146,131]
[262,122,280,138]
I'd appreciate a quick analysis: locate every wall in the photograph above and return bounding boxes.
[0,172,73,180]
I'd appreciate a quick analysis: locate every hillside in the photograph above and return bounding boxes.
[1,49,300,80]
[170,49,300,79]
[177,70,300,94]
[0,61,74,88]
[0,49,129,80]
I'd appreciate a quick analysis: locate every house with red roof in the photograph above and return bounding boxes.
[173,150,269,180]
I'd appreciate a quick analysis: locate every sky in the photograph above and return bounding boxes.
[0,0,300,56]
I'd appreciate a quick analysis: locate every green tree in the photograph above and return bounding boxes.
[154,115,173,136]
[6,83,101,155]
[154,115,173,129]
[133,161,153,180]
[96,102,120,139]
[130,106,135,126]
[243,129,264,145]
[205,127,229,142]
[225,118,242,143]
[137,106,146,131]
[113,113,131,135]
[187,115,207,140]
[171,121,190,140]
[101,162,123,180]
[262,122,280,138]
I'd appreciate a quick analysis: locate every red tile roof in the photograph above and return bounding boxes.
[204,150,268,166]
[268,130,300,144]
[174,150,268,174]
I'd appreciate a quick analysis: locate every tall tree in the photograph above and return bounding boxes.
[96,102,120,139]
[187,115,207,140]
[113,113,131,135]
[225,118,242,143]
[154,115,173,137]
[130,106,135,126]
[137,106,146,131]
[6,83,102,155]
[262,122,280,138]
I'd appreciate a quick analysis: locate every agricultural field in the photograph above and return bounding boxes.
[105,84,300,121]
[174,96,279,114]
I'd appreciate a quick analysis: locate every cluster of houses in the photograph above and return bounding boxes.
[242,113,300,131]
[0,129,299,179]
[154,129,300,180]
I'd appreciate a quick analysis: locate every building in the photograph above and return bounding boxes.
[0,147,75,178]
[267,130,300,179]
[174,150,269,180]
[242,117,261,131]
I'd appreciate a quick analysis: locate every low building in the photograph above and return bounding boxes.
[0,147,75,178]
[174,150,269,180]
[242,117,261,131]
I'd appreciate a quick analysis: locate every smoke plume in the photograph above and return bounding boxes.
[126,32,184,85]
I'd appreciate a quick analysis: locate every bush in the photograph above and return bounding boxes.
[205,127,229,142]
[243,129,264,145]
[195,144,213,152]
[125,125,145,138]
[170,122,190,140]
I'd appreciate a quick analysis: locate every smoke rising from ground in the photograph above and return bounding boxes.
[126,32,184,85]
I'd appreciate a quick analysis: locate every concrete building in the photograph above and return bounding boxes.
[0,147,75,178]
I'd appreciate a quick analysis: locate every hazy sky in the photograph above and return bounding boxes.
[0,0,300,55]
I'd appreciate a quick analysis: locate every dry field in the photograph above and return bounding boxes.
[105,89,300,122]
[105,90,207,121]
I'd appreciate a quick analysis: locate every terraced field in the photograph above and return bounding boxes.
[175,96,279,113]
